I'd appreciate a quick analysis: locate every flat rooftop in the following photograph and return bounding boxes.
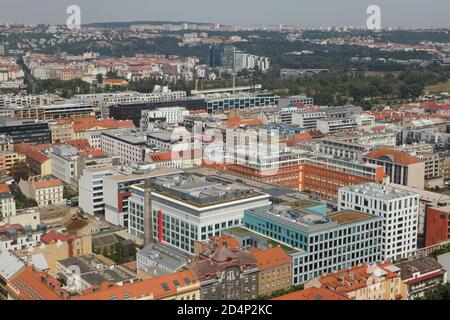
[340,183,418,200]
[152,174,268,207]
[328,210,379,225]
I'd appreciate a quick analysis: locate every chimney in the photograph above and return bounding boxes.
[143,179,153,246]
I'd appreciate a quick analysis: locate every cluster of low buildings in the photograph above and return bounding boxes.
[0,83,450,301]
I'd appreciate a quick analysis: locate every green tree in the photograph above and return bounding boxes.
[96,73,103,84]
[11,161,30,182]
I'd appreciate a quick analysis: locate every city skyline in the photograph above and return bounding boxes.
[1,0,450,28]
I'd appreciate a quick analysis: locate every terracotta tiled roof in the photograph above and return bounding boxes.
[40,230,71,244]
[78,148,103,157]
[364,148,424,165]
[72,270,198,300]
[211,235,241,250]
[317,265,371,294]
[8,267,68,300]
[65,139,91,149]
[25,150,50,164]
[148,150,201,163]
[272,287,349,300]
[72,119,135,132]
[250,247,291,271]
[287,132,312,146]
[0,224,22,234]
[226,116,264,127]
[56,117,97,125]
[26,178,63,189]
[0,183,11,193]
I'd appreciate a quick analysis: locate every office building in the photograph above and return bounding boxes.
[101,130,151,164]
[363,148,425,189]
[137,242,192,276]
[129,174,271,254]
[208,45,222,68]
[244,205,383,284]
[205,95,279,114]
[338,183,419,261]
[108,98,205,127]
[316,118,358,134]
[140,107,189,128]
[221,45,236,70]
[79,165,180,226]
[0,118,51,144]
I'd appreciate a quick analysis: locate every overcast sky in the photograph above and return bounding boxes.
[0,0,449,28]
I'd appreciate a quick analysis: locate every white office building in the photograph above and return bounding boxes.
[316,118,358,134]
[338,183,419,261]
[128,174,271,254]
[140,107,189,129]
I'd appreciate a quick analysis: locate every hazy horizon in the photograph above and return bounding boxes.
[1,0,450,29]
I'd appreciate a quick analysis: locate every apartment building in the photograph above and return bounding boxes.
[190,246,259,300]
[23,151,52,177]
[73,270,200,300]
[0,225,48,251]
[395,256,447,299]
[18,178,64,208]
[0,184,15,220]
[338,183,419,261]
[244,205,383,284]
[250,246,292,297]
[0,151,26,175]
[56,254,136,293]
[305,262,407,300]
[0,135,13,152]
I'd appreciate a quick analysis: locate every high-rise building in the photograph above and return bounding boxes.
[221,45,236,70]
[208,45,222,68]
[338,183,419,261]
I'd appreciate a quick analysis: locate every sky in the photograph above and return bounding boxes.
[0,0,449,28]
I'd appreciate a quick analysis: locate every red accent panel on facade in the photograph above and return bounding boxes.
[158,209,163,243]
[425,207,449,247]
[118,192,132,213]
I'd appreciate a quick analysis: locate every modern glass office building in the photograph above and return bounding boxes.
[206,95,279,114]
[244,205,383,284]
